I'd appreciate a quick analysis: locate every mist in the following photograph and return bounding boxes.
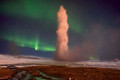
[69,24,120,61]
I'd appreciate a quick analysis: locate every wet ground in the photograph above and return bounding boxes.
[0,55,120,80]
[0,65,120,80]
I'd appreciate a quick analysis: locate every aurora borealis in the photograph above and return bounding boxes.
[0,0,82,52]
[0,0,120,60]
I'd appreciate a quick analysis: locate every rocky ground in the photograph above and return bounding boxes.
[0,65,120,80]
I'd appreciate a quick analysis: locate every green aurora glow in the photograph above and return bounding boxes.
[0,0,82,32]
[0,0,82,51]
[2,34,55,51]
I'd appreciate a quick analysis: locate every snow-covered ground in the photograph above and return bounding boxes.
[0,54,54,65]
[75,61,120,68]
[0,54,120,68]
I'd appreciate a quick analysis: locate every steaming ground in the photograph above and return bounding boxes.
[0,54,120,69]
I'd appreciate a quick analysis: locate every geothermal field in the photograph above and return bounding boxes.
[0,0,120,80]
[0,54,120,80]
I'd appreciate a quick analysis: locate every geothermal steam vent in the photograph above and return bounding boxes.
[55,6,69,61]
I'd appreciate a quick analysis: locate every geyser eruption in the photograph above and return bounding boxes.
[55,6,69,61]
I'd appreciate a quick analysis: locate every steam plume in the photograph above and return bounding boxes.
[55,6,69,61]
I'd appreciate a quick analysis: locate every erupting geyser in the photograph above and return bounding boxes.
[55,6,69,61]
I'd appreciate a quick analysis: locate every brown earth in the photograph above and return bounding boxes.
[0,68,14,79]
[0,65,120,80]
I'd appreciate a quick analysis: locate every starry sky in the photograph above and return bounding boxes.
[0,0,120,60]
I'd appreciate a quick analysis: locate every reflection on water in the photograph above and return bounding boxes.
[37,70,62,80]
[9,69,62,80]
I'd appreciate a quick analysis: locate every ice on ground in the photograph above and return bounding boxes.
[0,54,120,69]
[75,61,120,68]
[0,54,54,65]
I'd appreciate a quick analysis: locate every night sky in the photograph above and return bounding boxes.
[0,0,120,60]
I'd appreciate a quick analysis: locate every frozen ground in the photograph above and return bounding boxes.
[0,54,120,68]
[0,54,54,67]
